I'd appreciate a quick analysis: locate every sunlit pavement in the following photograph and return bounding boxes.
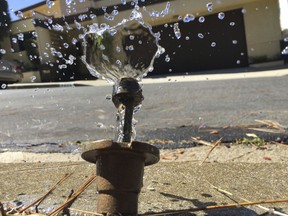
[2,67,288,215]
[9,66,288,89]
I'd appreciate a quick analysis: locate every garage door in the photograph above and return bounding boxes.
[152,9,249,75]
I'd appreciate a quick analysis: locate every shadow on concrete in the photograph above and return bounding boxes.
[159,192,258,216]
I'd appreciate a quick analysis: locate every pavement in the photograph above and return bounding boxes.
[1,66,288,215]
[9,65,288,89]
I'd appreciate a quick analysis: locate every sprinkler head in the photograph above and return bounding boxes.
[112,78,143,143]
[112,77,143,109]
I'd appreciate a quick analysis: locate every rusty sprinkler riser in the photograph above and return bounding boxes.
[81,76,159,216]
[81,140,159,215]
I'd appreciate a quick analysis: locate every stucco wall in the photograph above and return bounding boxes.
[242,0,282,62]
[1,19,37,66]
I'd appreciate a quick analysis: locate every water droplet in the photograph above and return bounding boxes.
[148,66,154,72]
[164,23,168,28]
[112,10,119,16]
[241,9,247,14]
[72,38,78,44]
[211,42,216,47]
[121,0,127,5]
[99,44,105,50]
[78,14,88,21]
[183,14,195,23]
[30,76,37,82]
[58,64,67,69]
[185,36,190,40]
[218,12,225,20]
[115,60,122,66]
[17,33,24,41]
[0,49,6,54]
[198,33,204,39]
[66,0,73,6]
[129,35,135,40]
[116,46,121,53]
[102,6,107,12]
[281,46,288,55]
[46,0,55,8]
[12,38,17,43]
[128,45,134,51]
[232,40,238,45]
[1,83,7,89]
[236,60,241,64]
[160,2,170,17]
[52,24,64,31]
[198,16,205,23]
[206,2,213,12]
[32,32,38,37]
[104,13,114,21]
[173,23,181,39]
[31,43,37,48]
[90,14,97,19]
[165,55,170,62]
[16,11,24,18]
[63,43,69,48]
[230,22,235,26]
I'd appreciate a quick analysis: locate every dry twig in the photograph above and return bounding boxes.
[140,199,288,216]
[19,173,73,213]
[200,137,223,165]
[191,137,214,147]
[48,174,96,216]
[69,208,104,216]
[207,181,288,216]
[249,120,287,134]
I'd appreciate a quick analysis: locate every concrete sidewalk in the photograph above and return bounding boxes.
[0,159,287,215]
[2,67,288,215]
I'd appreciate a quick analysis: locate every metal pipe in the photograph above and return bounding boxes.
[81,140,160,215]
[112,78,143,143]
[81,77,159,215]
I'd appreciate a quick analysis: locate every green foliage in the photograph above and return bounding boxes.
[236,134,265,146]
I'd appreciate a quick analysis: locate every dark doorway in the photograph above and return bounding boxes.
[151,9,249,75]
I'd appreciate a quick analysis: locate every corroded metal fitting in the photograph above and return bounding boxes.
[81,140,160,215]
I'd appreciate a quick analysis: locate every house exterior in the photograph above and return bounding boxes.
[1,0,286,81]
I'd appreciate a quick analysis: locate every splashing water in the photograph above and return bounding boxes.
[81,2,168,143]
[82,4,166,84]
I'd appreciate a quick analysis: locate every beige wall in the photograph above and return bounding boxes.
[1,19,37,66]
[243,0,282,62]
[59,0,95,17]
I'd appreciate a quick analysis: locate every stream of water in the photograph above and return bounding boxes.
[80,1,169,142]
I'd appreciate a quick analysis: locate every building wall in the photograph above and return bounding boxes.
[1,19,36,66]
[243,0,282,62]
[59,0,94,17]
[94,0,282,64]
